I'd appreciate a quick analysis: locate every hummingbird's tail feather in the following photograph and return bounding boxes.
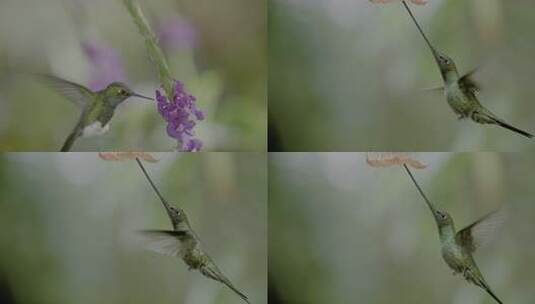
[61,131,78,152]
[200,265,250,303]
[492,118,533,138]
[480,282,504,304]
[222,279,250,304]
[471,111,533,138]
[485,287,504,304]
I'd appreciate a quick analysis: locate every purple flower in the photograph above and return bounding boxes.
[157,17,198,51]
[82,41,127,91]
[156,81,204,152]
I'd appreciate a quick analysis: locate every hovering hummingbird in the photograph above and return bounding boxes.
[134,159,250,304]
[38,75,153,151]
[403,164,504,304]
[401,1,533,138]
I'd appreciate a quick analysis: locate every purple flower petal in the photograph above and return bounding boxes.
[192,107,205,120]
[181,135,203,152]
[155,80,204,152]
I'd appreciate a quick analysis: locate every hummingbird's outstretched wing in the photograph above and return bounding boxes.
[459,69,481,94]
[137,229,198,257]
[200,258,250,304]
[38,74,94,107]
[456,210,505,254]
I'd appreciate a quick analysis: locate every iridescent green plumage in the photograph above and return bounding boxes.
[134,159,250,304]
[403,164,504,304]
[402,1,532,138]
[40,75,153,151]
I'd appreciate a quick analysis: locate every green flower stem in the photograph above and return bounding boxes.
[123,0,174,97]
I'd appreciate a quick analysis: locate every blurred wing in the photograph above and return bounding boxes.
[456,209,505,253]
[459,69,481,94]
[137,229,197,257]
[38,74,94,107]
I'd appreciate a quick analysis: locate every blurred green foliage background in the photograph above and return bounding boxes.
[0,0,266,151]
[0,152,266,303]
[270,153,535,303]
[269,0,535,151]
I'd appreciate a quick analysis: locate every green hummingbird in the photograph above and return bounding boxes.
[401,1,533,138]
[39,75,153,151]
[403,164,504,304]
[134,159,250,304]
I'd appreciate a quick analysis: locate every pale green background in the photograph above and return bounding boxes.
[0,153,267,304]
[270,153,535,303]
[269,0,535,151]
[0,0,266,151]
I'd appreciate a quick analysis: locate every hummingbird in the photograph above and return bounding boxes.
[401,1,533,138]
[134,158,250,304]
[403,164,504,304]
[38,74,153,151]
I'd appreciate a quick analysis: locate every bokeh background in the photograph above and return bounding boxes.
[0,0,266,151]
[269,0,535,151]
[270,153,535,303]
[0,152,266,304]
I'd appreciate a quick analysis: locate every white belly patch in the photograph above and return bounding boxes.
[82,121,110,137]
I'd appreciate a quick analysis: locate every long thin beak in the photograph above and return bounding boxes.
[403,164,438,215]
[401,1,439,60]
[132,93,154,101]
[135,158,174,219]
